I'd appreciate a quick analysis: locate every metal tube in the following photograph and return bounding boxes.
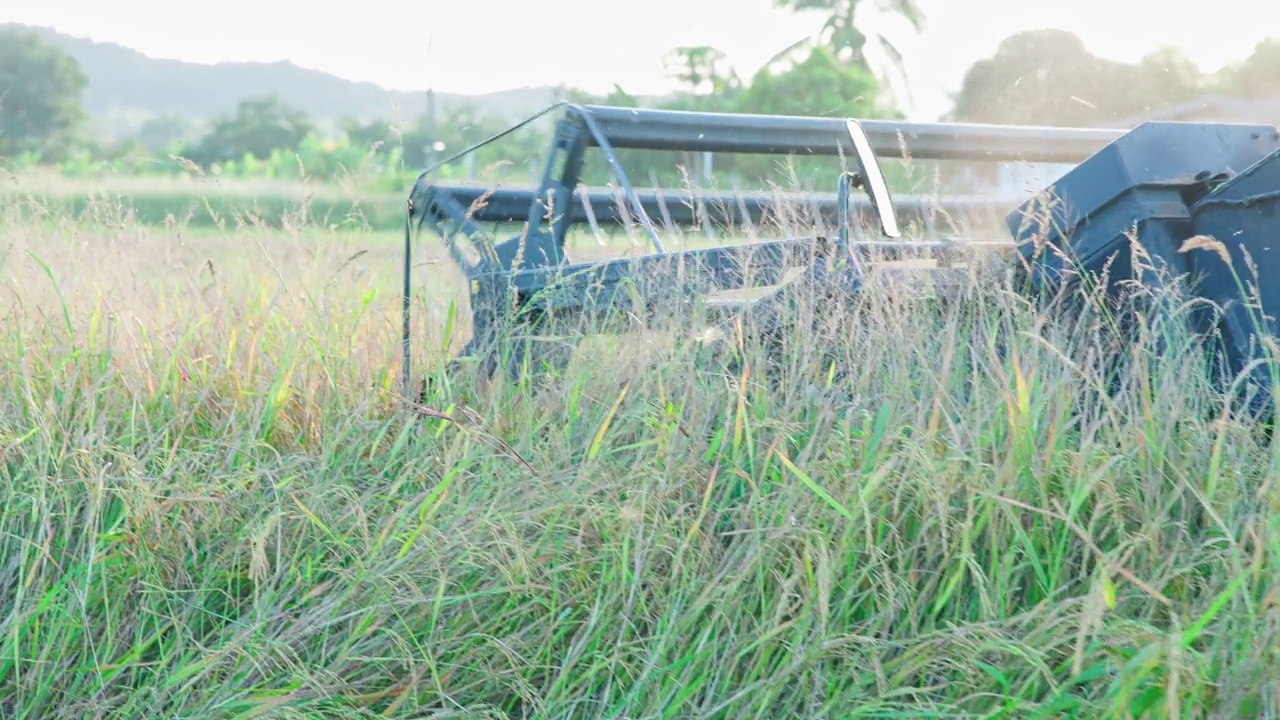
[424,184,1016,227]
[576,104,1126,163]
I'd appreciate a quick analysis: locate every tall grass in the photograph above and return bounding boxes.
[0,184,1278,720]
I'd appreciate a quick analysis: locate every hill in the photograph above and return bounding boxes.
[4,23,563,129]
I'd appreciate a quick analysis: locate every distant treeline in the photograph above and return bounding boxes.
[3,18,1278,197]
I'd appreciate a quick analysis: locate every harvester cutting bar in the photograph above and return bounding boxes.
[576,104,1125,162]
[423,183,1015,230]
[475,234,1006,312]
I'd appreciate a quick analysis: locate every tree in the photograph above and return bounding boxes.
[185,96,315,167]
[769,0,925,110]
[1214,40,1280,98]
[1129,46,1204,112]
[951,30,1103,126]
[727,46,887,186]
[949,29,1203,126]
[0,27,87,160]
[662,46,738,95]
[134,115,195,154]
[734,45,881,119]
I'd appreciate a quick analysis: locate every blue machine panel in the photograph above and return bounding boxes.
[1009,120,1280,414]
[1188,146,1280,394]
[1009,121,1280,291]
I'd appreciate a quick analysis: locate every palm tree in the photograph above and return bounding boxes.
[662,46,737,95]
[769,0,925,110]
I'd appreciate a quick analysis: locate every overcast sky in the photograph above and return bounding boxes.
[5,0,1279,120]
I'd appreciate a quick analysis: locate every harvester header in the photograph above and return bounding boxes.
[402,101,1280,417]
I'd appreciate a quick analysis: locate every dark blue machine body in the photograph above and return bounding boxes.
[1008,121,1280,412]
[1190,145,1280,393]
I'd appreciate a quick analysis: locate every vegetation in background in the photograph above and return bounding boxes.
[949,32,1280,127]
[3,18,1280,204]
[1216,38,1280,99]
[0,21,557,126]
[183,96,317,168]
[0,26,87,162]
[950,29,1206,125]
[767,0,926,110]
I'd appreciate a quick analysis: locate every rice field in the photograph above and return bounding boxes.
[1,180,1278,719]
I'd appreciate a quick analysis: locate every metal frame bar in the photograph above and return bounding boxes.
[420,183,1017,229]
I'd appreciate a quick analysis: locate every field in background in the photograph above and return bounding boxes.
[2,170,407,233]
[1,178,1279,719]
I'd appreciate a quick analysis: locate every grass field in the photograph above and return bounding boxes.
[1,171,408,234]
[2,182,1279,719]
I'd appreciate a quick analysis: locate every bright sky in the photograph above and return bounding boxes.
[5,0,1279,120]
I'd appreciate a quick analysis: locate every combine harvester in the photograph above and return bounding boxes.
[405,102,1280,415]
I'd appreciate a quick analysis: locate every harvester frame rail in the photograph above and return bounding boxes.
[403,102,1127,390]
[417,184,1014,235]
